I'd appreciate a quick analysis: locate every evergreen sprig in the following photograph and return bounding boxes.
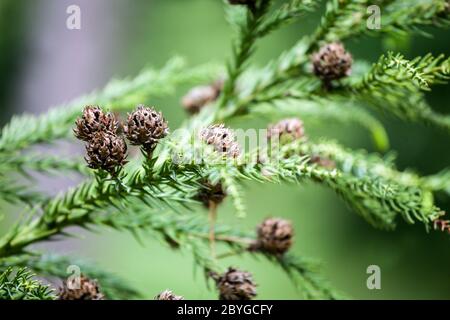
[0,0,449,300]
[0,267,55,300]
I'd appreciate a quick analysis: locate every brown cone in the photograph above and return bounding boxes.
[124,105,169,153]
[311,42,352,82]
[85,131,128,174]
[155,290,184,300]
[74,105,118,141]
[213,267,257,300]
[200,124,241,158]
[254,217,293,255]
[58,276,105,300]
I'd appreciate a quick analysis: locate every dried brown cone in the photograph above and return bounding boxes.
[58,276,105,300]
[252,217,293,255]
[85,131,128,174]
[267,118,305,143]
[181,80,223,115]
[211,267,257,300]
[196,180,226,208]
[311,42,353,82]
[124,105,169,153]
[155,290,184,300]
[200,124,241,158]
[74,105,118,141]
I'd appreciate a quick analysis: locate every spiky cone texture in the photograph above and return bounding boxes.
[124,105,169,153]
[59,276,105,300]
[252,217,294,255]
[200,124,241,159]
[267,118,305,144]
[211,267,257,300]
[155,290,184,300]
[74,105,118,141]
[181,80,223,115]
[196,180,227,208]
[85,131,128,174]
[311,42,353,82]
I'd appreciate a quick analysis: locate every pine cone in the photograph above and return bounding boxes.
[155,290,184,300]
[181,81,222,115]
[59,276,105,300]
[200,124,241,158]
[253,217,293,255]
[85,131,128,174]
[124,105,169,153]
[74,106,118,141]
[212,267,257,300]
[311,42,352,82]
[196,180,226,207]
[267,118,305,143]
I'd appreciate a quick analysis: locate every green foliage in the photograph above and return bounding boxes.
[25,255,140,300]
[0,267,55,300]
[0,0,449,300]
[344,52,450,131]
[0,57,220,154]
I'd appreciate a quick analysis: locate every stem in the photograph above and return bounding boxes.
[218,1,271,110]
[208,200,218,258]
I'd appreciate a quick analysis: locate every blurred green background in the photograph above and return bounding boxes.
[0,0,449,299]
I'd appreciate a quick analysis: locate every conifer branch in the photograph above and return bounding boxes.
[0,57,219,154]
[0,267,55,300]
[0,0,449,300]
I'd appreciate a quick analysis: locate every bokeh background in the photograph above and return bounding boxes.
[0,0,449,299]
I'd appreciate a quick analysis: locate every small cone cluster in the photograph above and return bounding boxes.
[74,106,126,175]
[75,105,169,174]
